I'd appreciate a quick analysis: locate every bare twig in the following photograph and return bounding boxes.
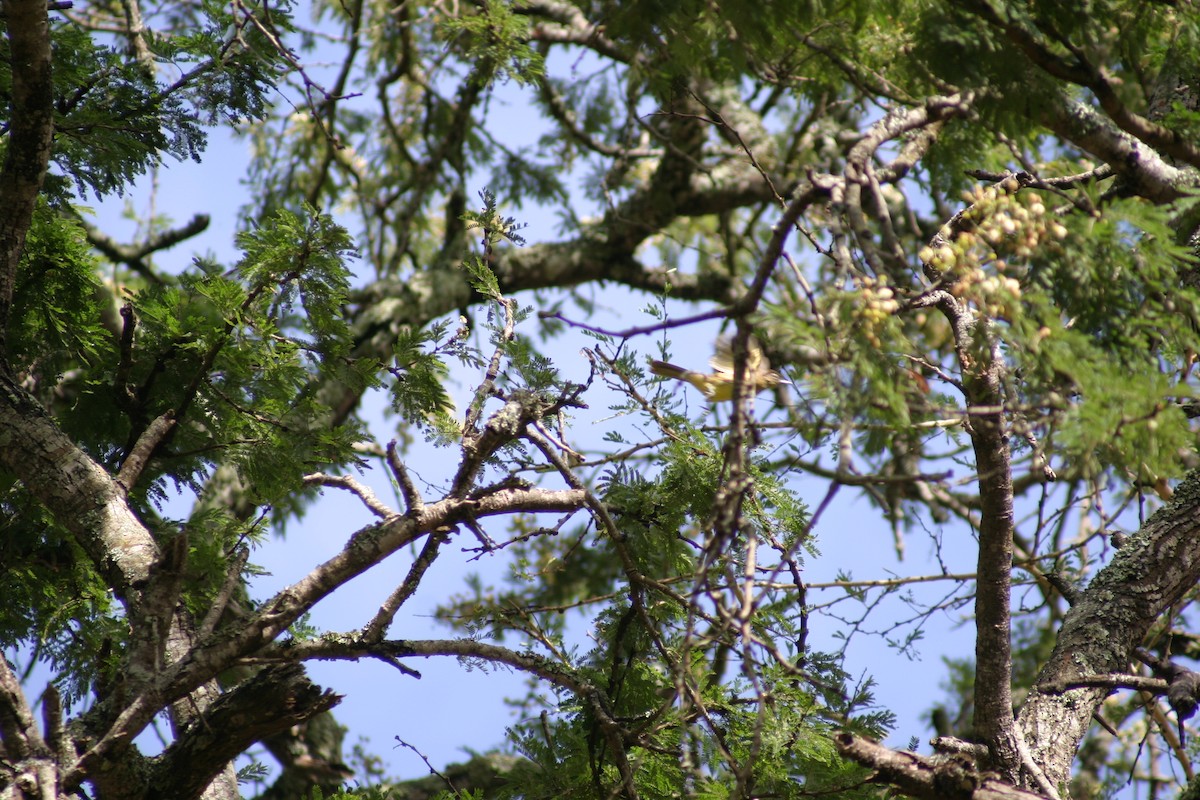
[302,472,395,519]
[386,439,423,513]
[197,546,251,640]
[537,306,728,340]
[395,737,459,791]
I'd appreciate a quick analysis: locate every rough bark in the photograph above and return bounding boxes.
[966,376,1020,781]
[147,665,340,800]
[0,0,54,358]
[0,372,159,594]
[1018,469,1200,792]
[924,181,1022,780]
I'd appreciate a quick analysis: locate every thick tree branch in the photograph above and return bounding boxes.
[0,0,55,357]
[960,0,1200,170]
[522,0,630,63]
[921,177,1024,780]
[352,235,737,358]
[0,371,158,595]
[1019,468,1200,790]
[1040,93,1197,202]
[965,345,1020,780]
[1038,673,1166,694]
[117,410,176,489]
[148,664,340,800]
[361,527,449,643]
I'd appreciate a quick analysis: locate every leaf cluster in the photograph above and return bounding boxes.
[0,4,289,201]
[6,202,111,388]
[438,0,545,89]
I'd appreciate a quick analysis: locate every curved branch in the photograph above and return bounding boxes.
[162,486,589,704]
[521,0,631,64]
[959,0,1200,169]
[79,212,211,283]
[1040,93,1196,203]
[352,234,739,356]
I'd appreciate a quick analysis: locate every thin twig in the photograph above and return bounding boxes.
[302,472,395,519]
[386,439,423,513]
[198,546,251,639]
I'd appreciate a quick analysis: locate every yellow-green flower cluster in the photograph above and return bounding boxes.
[855,275,901,348]
[919,183,1068,320]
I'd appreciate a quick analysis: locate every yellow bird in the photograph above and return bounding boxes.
[650,337,788,402]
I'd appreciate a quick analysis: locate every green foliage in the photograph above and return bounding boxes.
[439,0,545,89]
[749,457,814,557]
[157,0,286,125]
[994,195,1200,482]
[501,656,881,800]
[91,207,368,508]
[234,204,358,358]
[596,0,830,87]
[6,203,111,383]
[0,6,286,201]
[38,25,197,198]
[236,760,272,786]
[1,203,374,705]
[0,493,116,693]
[388,321,458,431]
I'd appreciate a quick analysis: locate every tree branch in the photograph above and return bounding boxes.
[0,371,158,595]
[302,471,395,519]
[0,0,55,357]
[1040,93,1196,203]
[156,486,588,706]
[1019,467,1200,789]
[921,176,1024,780]
[960,0,1200,169]
[117,410,176,490]
[148,664,340,800]
[0,653,46,763]
[836,734,1052,800]
[79,212,211,283]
